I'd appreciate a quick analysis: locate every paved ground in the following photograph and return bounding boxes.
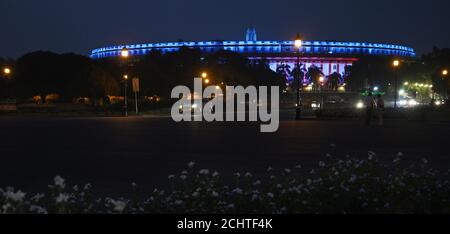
[0,115,449,195]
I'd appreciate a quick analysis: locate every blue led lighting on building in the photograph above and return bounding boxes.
[90,28,415,81]
[91,40,415,59]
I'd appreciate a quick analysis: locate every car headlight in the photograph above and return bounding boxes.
[356,102,364,109]
[408,99,417,106]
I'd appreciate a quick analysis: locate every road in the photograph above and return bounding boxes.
[0,116,449,195]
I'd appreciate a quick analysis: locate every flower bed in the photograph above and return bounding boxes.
[1,148,450,214]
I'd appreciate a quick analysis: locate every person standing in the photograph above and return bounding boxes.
[376,94,385,126]
[364,92,376,126]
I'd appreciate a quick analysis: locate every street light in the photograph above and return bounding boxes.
[121,47,130,58]
[442,69,448,100]
[121,47,130,117]
[204,79,210,85]
[123,74,129,117]
[201,72,208,79]
[3,67,11,76]
[294,33,303,120]
[392,60,400,109]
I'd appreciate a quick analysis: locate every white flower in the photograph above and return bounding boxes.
[232,188,243,194]
[181,170,188,175]
[295,164,302,169]
[319,161,326,167]
[83,184,92,190]
[188,162,195,168]
[29,205,47,214]
[212,191,219,197]
[284,169,292,173]
[55,193,70,203]
[212,171,219,177]
[110,200,126,213]
[30,193,45,202]
[180,175,187,180]
[267,167,273,172]
[3,190,26,202]
[397,152,404,157]
[253,180,261,186]
[393,157,401,163]
[234,172,241,177]
[421,158,429,164]
[359,188,366,193]
[245,172,252,177]
[174,200,183,205]
[368,151,376,160]
[54,176,65,189]
[199,169,209,175]
[226,204,235,210]
[348,175,357,183]
[192,192,199,197]
[251,194,259,201]
[267,193,274,198]
[168,175,175,180]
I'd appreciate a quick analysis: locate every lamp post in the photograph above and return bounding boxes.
[294,33,303,120]
[393,60,400,109]
[123,75,129,117]
[3,67,11,77]
[121,47,130,117]
[443,69,448,100]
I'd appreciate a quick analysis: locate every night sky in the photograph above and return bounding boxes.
[1,0,450,58]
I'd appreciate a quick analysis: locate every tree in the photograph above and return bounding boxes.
[14,51,117,103]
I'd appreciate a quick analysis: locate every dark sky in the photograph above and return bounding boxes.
[1,0,450,58]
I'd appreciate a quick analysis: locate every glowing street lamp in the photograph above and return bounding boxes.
[121,47,130,117]
[201,72,208,79]
[204,79,210,85]
[294,34,303,49]
[392,59,400,109]
[3,67,11,76]
[442,69,449,100]
[393,60,400,67]
[294,33,303,120]
[121,47,130,58]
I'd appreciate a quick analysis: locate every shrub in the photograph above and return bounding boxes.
[1,148,450,214]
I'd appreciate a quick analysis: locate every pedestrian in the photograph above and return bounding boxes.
[376,94,385,126]
[364,92,376,126]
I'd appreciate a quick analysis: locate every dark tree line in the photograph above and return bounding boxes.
[0,48,286,104]
[10,51,118,102]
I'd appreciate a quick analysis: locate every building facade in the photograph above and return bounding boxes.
[91,28,415,84]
